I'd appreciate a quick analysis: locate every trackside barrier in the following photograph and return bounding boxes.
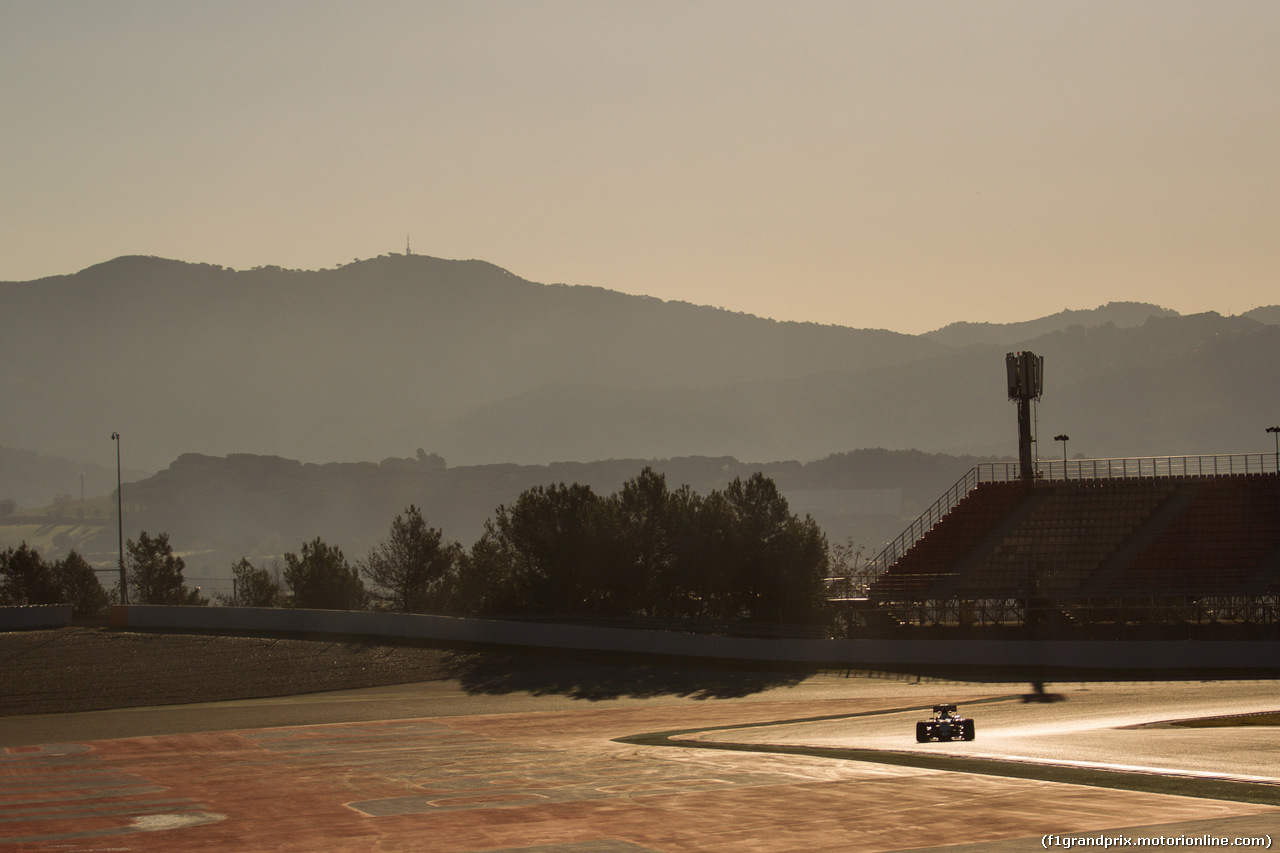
[111,605,1280,670]
[0,605,73,630]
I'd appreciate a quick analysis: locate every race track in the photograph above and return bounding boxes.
[3,670,1278,851]
[688,680,1280,784]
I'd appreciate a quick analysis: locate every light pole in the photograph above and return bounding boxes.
[112,432,128,604]
[1053,434,1069,478]
[1268,426,1279,473]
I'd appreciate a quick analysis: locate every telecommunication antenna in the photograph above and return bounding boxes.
[405,234,412,255]
[1006,352,1044,481]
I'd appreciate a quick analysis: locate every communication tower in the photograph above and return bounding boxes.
[1006,351,1044,481]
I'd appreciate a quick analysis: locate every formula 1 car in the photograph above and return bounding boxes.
[915,704,975,742]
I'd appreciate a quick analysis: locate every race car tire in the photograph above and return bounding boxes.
[963,720,975,741]
[916,722,929,743]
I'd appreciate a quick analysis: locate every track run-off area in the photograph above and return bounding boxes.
[1,632,1278,851]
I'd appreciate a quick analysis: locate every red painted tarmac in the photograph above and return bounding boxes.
[3,694,1275,852]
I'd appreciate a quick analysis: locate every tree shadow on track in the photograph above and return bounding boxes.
[450,652,821,701]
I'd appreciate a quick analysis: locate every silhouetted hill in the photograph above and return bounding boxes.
[1244,305,1280,326]
[3,255,1277,476]
[432,312,1280,461]
[922,301,1178,347]
[1,254,944,470]
[0,447,150,508]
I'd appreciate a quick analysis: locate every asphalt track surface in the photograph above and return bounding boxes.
[2,643,1279,850]
[682,681,1280,783]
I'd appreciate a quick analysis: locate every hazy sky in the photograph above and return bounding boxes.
[3,1,1277,333]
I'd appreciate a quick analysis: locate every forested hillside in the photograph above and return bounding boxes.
[5,254,1275,475]
[1,254,941,470]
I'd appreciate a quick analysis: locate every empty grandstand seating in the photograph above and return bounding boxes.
[952,479,1175,596]
[1112,474,1280,595]
[865,469,1280,616]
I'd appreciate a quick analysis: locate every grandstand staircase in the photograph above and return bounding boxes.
[927,488,1055,599]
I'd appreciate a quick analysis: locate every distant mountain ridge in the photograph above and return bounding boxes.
[923,301,1180,347]
[0,446,150,508]
[2,254,944,469]
[3,254,1277,476]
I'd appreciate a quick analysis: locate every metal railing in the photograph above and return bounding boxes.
[1034,452,1278,481]
[860,452,1279,586]
[863,466,986,578]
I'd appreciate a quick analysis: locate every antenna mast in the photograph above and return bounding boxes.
[1006,352,1044,481]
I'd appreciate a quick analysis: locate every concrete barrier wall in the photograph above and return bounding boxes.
[1,605,74,631]
[110,605,1280,670]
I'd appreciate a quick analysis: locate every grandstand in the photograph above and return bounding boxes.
[832,454,1280,639]
[827,351,1279,640]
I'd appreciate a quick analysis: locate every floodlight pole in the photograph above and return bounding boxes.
[1268,426,1280,473]
[1054,434,1070,479]
[112,432,128,604]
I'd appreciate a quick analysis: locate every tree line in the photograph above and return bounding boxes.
[0,544,109,615]
[3,467,833,628]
